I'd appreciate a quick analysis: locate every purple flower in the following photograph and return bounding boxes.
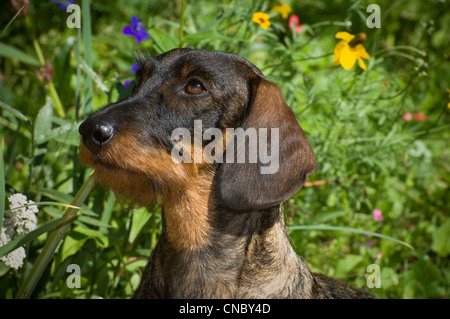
[50,0,74,10]
[122,16,149,43]
[123,63,138,87]
[373,209,384,222]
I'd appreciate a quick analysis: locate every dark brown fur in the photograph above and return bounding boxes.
[79,48,375,299]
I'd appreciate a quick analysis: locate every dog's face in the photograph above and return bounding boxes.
[79,49,316,210]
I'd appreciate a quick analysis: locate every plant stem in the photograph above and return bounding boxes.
[0,139,5,236]
[150,208,157,250]
[82,0,93,115]
[179,0,187,47]
[15,171,96,299]
[32,38,65,118]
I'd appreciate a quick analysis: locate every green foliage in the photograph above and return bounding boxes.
[0,0,448,299]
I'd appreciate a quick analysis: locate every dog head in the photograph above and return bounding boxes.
[79,49,316,210]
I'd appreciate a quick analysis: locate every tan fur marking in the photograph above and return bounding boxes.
[79,128,216,251]
[161,169,215,251]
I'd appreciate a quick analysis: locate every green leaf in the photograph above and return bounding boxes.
[128,207,151,244]
[0,216,72,258]
[61,234,88,261]
[43,206,109,229]
[335,255,364,278]
[0,100,30,123]
[432,219,450,257]
[15,152,94,299]
[35,122,80,146]
[314,210,347,223]
[0,42,40,66]
[81,0,93,114]
[148,27,178,54]
[77,216,112,229]
[99,191,115,234]
[0,139,4,235]
[288,225,414,249]
[33,188,73,203]
[76,55,109,94]
[72,226,109,248]
[53,38,74,105]
[184,30,239,44]
[116,82,134,101]
[33,97,53,145]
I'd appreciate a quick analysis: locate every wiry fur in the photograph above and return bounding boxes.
[79,48,375,299]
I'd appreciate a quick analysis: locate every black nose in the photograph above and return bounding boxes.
[79,119,115,153]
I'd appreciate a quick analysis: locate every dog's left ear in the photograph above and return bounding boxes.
[217,77,317,211]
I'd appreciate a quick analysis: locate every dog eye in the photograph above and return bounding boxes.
[185,81,206,95]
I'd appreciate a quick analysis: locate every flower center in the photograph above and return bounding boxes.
[348,33,367,47]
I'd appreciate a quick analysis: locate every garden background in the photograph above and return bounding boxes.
[0,0,449,299]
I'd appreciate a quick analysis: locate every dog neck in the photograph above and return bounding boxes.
[153,176,312,298]
[159,168,214,251]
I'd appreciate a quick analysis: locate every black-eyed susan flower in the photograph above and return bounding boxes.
[270,3,292,19]
[333,31,370,71]
[252,12,271,30]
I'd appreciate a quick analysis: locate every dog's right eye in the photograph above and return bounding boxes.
[184,81,206,95]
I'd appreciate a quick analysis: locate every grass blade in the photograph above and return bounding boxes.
[2,201,81,215]
[76,56,109,94]
[0,216,72,258]
[0,42,40,66]
[0,139,5,236]
[15,171,96,299]
[0,100,30,124]
[287,225,414,249]
[82,0,93,114]
[0,4,24,38]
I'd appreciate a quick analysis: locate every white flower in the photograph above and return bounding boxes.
[1,228,26,269]
[5,194,38,236]
[0,245,26,269]
[0,228,11,246]
[0,193,39,270]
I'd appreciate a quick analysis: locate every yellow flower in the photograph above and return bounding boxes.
[270,3,292,19]
[447,88,450,109]
[333,31,370,71]
[252,12,271,30]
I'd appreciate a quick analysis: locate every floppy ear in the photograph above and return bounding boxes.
[216,77,317,211]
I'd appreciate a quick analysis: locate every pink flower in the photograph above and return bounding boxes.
[289,14,303,34]
[402,112,412,121]
[365,241,373,247]
[35,60,54,84]
[373,209,383,222]
[403,112,427,122]
[413,112,427,121]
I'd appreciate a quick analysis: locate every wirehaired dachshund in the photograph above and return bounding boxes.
[79,48,375,299]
